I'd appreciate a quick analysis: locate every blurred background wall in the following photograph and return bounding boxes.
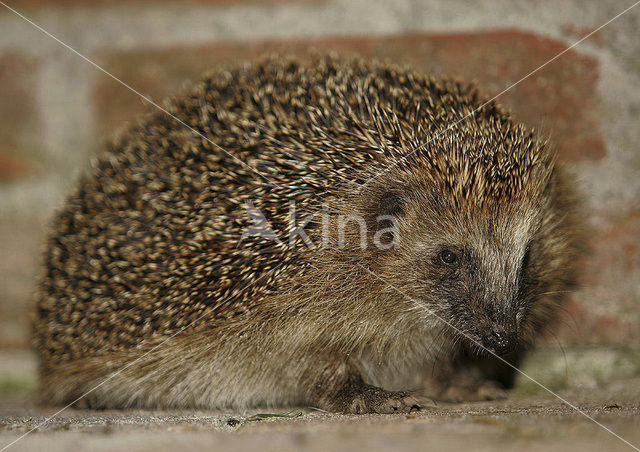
[0,0,639,390]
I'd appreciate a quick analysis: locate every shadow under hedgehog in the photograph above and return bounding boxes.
[33,54,581,413]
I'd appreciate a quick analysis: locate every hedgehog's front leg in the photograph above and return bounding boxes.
[306,361,420,414]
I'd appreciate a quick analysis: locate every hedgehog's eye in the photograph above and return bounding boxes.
[439,250,459,266]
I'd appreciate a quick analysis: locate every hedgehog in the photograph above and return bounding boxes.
[33,54,581,413]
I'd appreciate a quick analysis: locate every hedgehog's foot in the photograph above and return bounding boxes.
[332,382,422,414]
[309,361,425,414]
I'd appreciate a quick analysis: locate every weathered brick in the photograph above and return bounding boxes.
[0,152,32,182]
[0,53,40,168]
[0,217,45,349]
[554,206,640,346]
[0,52,42,349]
[93,31,604,161]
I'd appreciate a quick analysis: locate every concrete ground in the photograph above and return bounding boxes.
[2,387,640,452]
[2,350,640,452]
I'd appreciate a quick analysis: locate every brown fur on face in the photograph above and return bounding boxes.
[358,167,580,359]
[33,54,581,412]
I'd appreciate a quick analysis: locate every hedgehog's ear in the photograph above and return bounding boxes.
[378,192,405,218]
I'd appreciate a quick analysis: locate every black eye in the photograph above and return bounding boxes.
[439,250,459,266]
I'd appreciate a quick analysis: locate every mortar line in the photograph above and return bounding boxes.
[0,1,283,190]
[359,263,640,452]
[359,0,640,189]
[0,260,286,452]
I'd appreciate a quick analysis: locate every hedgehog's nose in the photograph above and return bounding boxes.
[482,330,516,356]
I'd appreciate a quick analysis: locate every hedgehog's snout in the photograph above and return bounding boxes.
[464,302,519,357]
[481,328,517,356]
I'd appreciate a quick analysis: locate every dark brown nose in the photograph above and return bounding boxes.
[482,330,516,356]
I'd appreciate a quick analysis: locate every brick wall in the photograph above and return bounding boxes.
[0,0,639,349]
